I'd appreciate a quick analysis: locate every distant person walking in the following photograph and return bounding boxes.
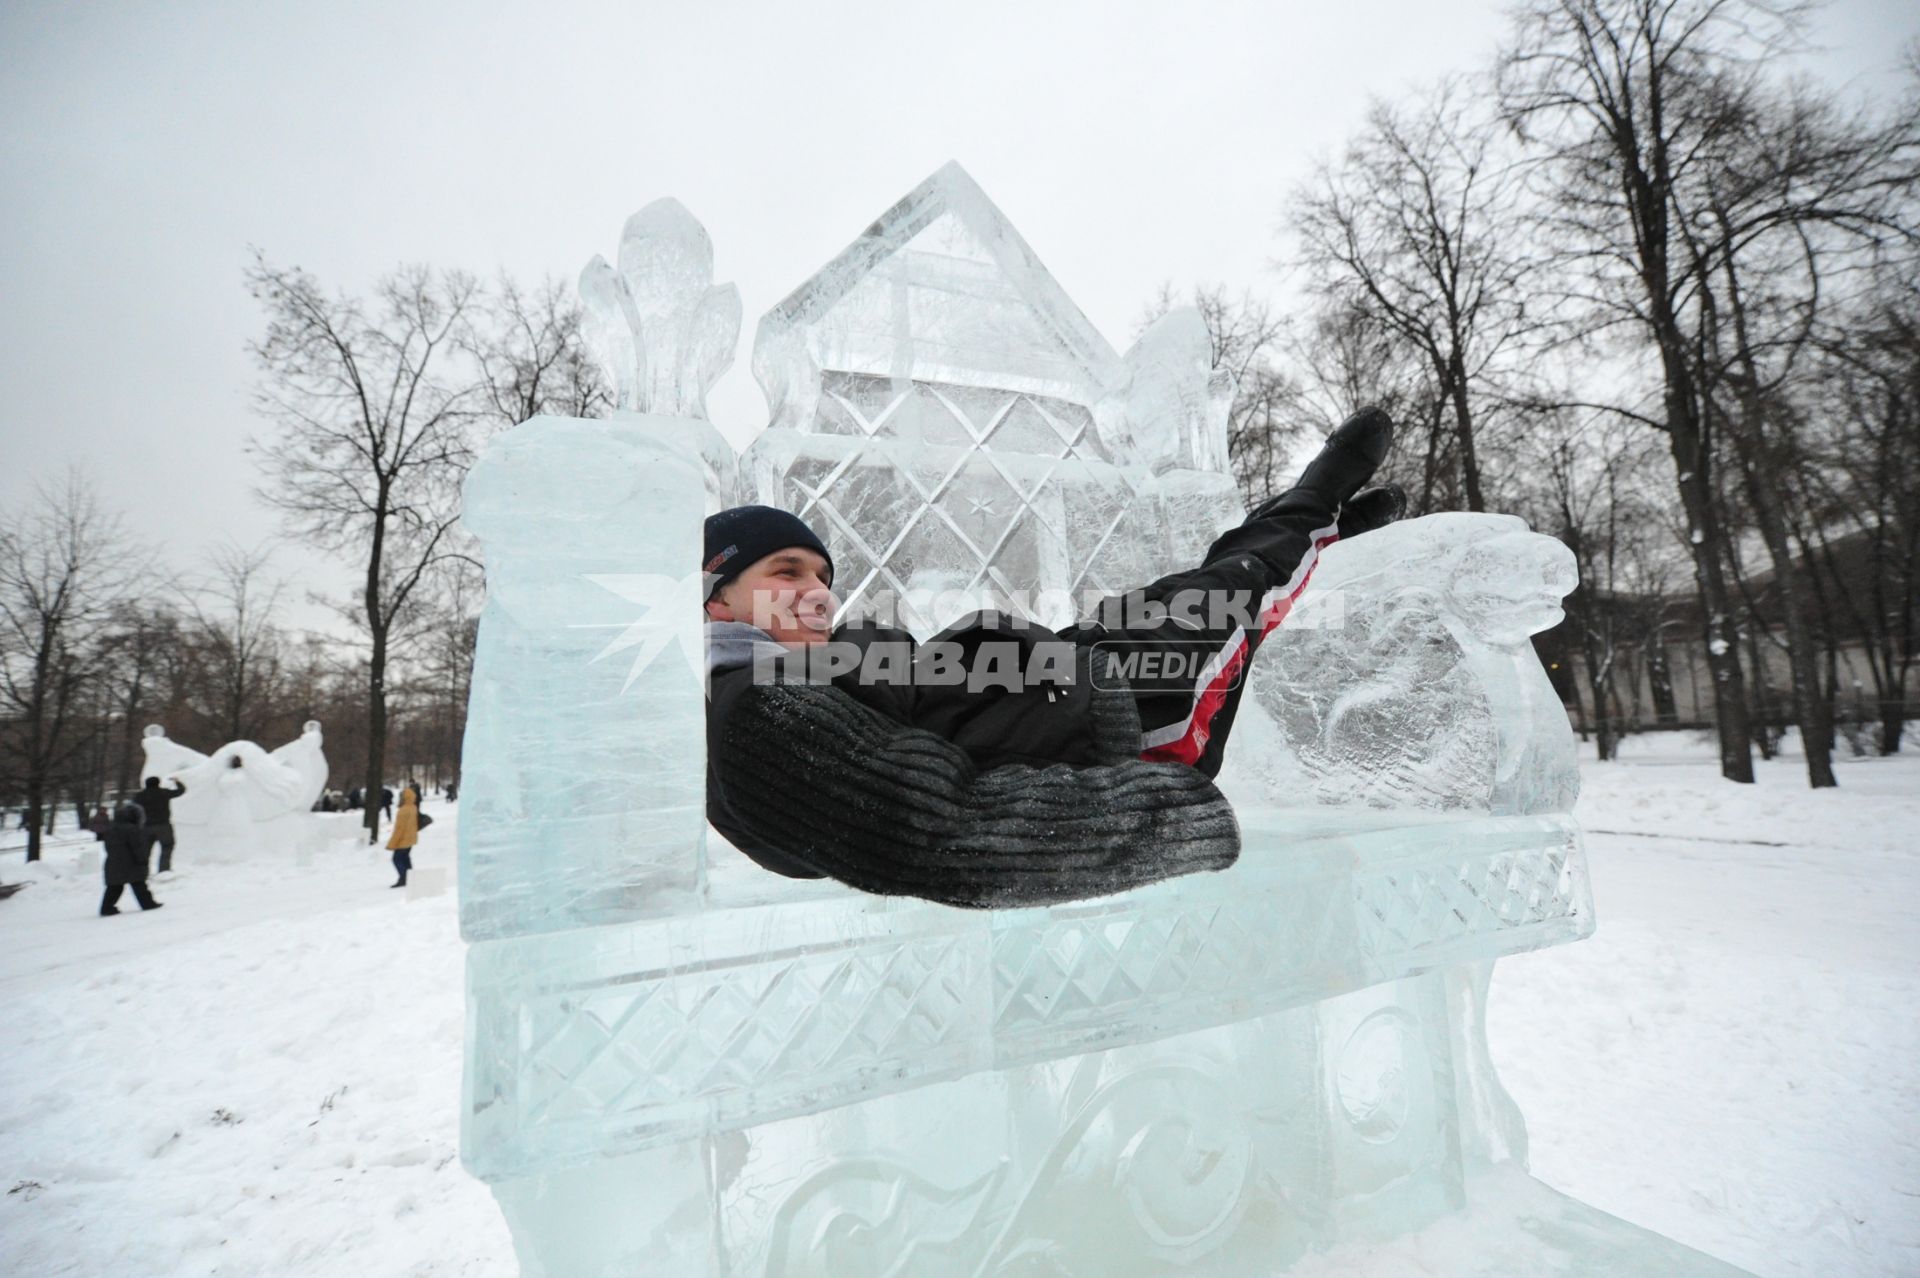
[380,786,395,821]
[86,805,110,841]
[386,786,421,889]
[134,776,187,873]
[100,802,163,916]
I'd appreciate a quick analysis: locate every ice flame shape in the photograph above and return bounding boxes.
[578,198,742,421]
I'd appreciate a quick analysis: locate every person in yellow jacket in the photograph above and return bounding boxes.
[386,786,421,889]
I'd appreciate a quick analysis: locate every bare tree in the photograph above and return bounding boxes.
[0,472,137,860]
[468,274,609,432]
[1137,284,1307,505]
[396,559,485,794]
[1283,301,1447,509]
[1294,77,1537,513]
[1804,273,1920,752]
[100,600,178,797]
[248,256,479,841]
[180,543,288,744]
[1679,71,1919,784]
[1520,411,1670,756]
[1496,0,1807,782]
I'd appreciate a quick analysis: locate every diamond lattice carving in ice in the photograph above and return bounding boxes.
[1356,841,1585,959]
[750,375,1200,635]
[990,893,1352,1043]
[516,932,982,1128]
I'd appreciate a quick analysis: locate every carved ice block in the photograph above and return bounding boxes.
[459,412,732,942]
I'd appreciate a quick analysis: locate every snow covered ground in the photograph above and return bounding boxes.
[1,736,1915,1277]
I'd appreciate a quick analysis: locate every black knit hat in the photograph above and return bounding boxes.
[703,505,834,600]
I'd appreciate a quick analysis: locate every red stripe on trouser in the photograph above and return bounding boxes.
[1140,533,1337,767]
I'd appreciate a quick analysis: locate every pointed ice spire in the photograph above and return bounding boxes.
[1100,308,1234,474]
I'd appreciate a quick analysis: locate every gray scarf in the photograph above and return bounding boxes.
[705,621,789,681]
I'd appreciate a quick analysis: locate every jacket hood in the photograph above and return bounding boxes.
[112,802,146,826]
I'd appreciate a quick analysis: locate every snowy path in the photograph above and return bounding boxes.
[0,828,411,996]
[1,743,1915,1277]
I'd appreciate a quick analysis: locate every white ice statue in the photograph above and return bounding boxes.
[139,722,340,863]
[457,166,1756,1276]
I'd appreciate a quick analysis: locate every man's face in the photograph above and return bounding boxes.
[704,547,837,647]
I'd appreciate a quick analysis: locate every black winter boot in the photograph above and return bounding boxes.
[1248,406,1395,522]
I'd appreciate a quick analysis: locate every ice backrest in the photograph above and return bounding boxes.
[745,162,1241,637]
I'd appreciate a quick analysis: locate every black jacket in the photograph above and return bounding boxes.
[705,614,1239,908]
[102,803,149,886]
[134,780,184,825]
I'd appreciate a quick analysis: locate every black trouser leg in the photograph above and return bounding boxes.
[131,880,157,909]
[392,849,411,884]
[101,884,123,913]
[1069,489,1341,778]
[154,824,174,873]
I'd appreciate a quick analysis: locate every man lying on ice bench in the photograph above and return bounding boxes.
[704,407,1404,908]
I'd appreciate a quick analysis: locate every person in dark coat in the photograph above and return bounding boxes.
[704,408,1402,909]
[86,806,111,840]
[100,801,163,915]
[133,776,187,873]
[380,787,394,820]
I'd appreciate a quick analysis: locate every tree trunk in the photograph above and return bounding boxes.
[23,787,43,862]
[1571,585,1617,761]
[1418,395,1447,513]
[1446,351,1486,513]
[1610,42,1751,781]
[115,710,139,798]
[1714,249,1838,788]
[1648,641,1679,724]
[1750,505,1837,784]
[365,632,388,845]
[1662,400,1755,780]
[363,494,390,846]
[1746,628,1776,760]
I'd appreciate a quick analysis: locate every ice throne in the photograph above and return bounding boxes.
[458,165,1752,1276]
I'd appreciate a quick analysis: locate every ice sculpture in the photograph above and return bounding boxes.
[579,197,742,421]
[460,166,1755,1275]
[1217,513,1584,817]
[138,721,341,863]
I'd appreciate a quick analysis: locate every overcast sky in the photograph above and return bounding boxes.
[2,0,1912,626]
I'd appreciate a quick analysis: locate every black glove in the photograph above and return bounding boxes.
[1337,483,1406,538]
